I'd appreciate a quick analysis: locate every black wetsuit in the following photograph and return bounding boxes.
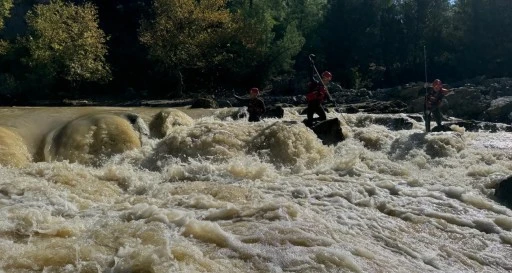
[235,96,266,122]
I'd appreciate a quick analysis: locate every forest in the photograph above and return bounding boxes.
[0,0,511,102]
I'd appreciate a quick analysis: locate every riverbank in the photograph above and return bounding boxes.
[2,77,512,125]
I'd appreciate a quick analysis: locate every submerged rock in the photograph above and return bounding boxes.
[149,109,194,138]
[39,113,143,165]
[0,127,32,167]
[435,120,512,132]
[262,105,285,119]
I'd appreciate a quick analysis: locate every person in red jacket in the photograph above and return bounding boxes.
[424,79,450,132]
[305,70,332,127]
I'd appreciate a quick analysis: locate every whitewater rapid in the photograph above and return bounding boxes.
[0,106,511,273]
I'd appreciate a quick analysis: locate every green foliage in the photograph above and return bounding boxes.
[0,0,13,56]
[319,0,384,86]
[350,66,373,89]
[317,0,456,88]
[226,0,323,84]
[270,22,305,73]
[140,0,325,91]
[140,0,234,70]
[24,0,111,85]
[290,0,328,35]
[139,0,238,93]
[226,1,278,82]
[0,39,8,55]
[0,0,12,30]
[451,0,512,78]
[0,72,15,90]
[0,0,511,100]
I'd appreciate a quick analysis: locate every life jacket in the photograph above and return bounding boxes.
[306,81,327,103]
[426,88,449,108]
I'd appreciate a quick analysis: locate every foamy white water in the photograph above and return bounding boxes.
[0,106,511,273]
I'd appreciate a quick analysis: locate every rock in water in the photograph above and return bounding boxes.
[304,118,345,145]
[495,176,512,209]
[431,124,454,132]
[262,105,285,119]
[149,109,193,138]
[40,114,143,165]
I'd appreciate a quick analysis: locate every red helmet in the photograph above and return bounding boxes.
[432,79,442,87]
[250,87,260,95]
[322,71,332,80]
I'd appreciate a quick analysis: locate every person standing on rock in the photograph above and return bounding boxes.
[305,69,332,127]
[234,87,266,122]
[424,79,450,132]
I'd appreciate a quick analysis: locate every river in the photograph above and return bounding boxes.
[0,106,511,272]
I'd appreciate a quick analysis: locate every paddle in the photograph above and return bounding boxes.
[308,54,350,127]
[423,47,428,106]
[423,46,430,132]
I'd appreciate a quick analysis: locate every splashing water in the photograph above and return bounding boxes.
[0,106,511,273]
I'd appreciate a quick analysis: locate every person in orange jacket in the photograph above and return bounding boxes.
[424,79,450,132]
[305,70,332,127]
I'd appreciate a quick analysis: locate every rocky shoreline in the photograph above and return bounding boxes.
[2,77,511,131]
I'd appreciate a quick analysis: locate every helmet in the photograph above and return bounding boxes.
[322,71,332,80]
[432,79,442,87]
[250,87,260,95]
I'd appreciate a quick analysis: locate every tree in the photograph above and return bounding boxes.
[83,0,153,97]
[139,0,235,95]
[451,0,512,78]
[140,0,326,94]
[227,0,304,85]
[223,0,327,88]
[319,0,389,87]
[0,0,13,54]
[23,0,110,94]
[0,0,12,30]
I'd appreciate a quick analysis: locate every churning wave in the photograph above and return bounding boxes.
[0,107,511,272]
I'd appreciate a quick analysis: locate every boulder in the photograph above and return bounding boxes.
[217,100,232,108]
[351,100,408,114]
[430,124,454,132]
[371,116,414,131]
[345,105,360,114]
[445,87,487,120]
[495,176,512,209]
[484,97,512,123]
[304,118,345,145]
[407,97,426,113]
[442,120,512,132]
[262,105,285,119]
[394,85,424,101]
